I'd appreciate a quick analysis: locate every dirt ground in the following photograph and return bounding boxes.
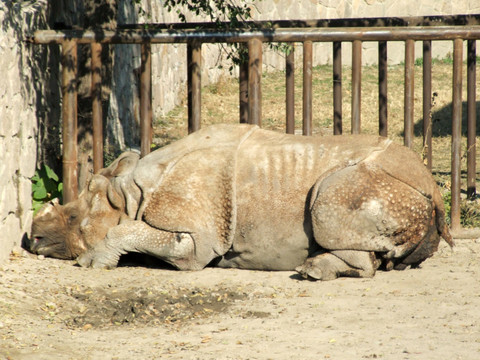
[0,238,479,360]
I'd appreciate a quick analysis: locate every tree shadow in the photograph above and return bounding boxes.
[413,101,480,137]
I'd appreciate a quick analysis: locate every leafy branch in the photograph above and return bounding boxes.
[130,0,289,71]
[163,0,255,25]
[32,165,63,214]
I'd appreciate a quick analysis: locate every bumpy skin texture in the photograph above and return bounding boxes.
[30,124,453,280]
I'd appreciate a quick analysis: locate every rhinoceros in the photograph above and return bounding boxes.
[30,124,453,280]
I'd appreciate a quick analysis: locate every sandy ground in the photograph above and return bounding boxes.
[0,239,479,360]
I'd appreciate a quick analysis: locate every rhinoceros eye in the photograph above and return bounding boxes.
[68,213,78,225]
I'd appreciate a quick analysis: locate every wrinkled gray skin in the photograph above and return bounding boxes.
[31,124,453,280]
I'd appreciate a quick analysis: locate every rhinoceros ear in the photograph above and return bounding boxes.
[107,183,124,210]
[88,174,109,193]
[88,175,124,211]
[100,152,139,179]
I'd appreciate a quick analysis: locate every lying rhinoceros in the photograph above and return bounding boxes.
[30,124,453,280]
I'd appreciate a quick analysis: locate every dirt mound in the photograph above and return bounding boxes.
[64,286,247,328]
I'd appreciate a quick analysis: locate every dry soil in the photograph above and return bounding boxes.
[1,239,479,360]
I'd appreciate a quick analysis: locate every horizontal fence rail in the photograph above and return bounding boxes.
[31,26,480,44]
[29,16,480,235]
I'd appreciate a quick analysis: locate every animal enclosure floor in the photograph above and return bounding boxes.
[1,240,479,360]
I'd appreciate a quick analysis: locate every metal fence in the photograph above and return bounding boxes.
[29,15,480,234]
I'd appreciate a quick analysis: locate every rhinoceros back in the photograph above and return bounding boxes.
[219,128,391,270]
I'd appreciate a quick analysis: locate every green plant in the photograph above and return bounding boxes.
[461,200,480,228]
[442,190,480,227]
[31,165,63,214]
[442,191,452,225]
[414,57,423,66]
[432,52,453,65]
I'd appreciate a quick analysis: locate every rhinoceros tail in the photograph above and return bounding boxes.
[433,188,455,248]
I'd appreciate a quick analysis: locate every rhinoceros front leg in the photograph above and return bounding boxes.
[77,220,197,270]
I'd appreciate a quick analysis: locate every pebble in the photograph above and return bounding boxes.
[37,255,45,260]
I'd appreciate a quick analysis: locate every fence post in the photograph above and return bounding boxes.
[248,38,262,126]
[333,41,342,135]
[422,40,433,170]
[351,40,362,134]
[451,38,463,231]
[303,41,313,136]
[188,41,202,134]
[239,43,249,124]
[91,42,103,173]
[140,43,152,158]
[378,41,388,137]
[61,39,78,204]
[286,44,295,134]
[404,39,415,148]
[467,39,477,199]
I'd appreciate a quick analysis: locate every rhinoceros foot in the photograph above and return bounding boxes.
[77,241,123,269]
[296,250,378,281]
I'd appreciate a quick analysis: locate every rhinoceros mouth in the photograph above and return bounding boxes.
[30,235,51,254]
[29,234,73,260]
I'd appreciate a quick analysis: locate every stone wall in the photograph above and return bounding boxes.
[0,1,51,263]
[0,0,479,263]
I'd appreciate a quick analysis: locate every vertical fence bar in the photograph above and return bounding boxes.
[423,40,433,170]
[467,39,477,199]
[248,38,262,126]
[61,40,78,204]
[378,41,388,137]
[404,39,415,148]
[303,40,313,136]
[286,44,295,134]
[333,41,342,135]
[188,41,202,134]
[91,42,103,173]
[351,40,362,134]
[140,43,152,158]
[239,43,248,124]
[451,38,463,231]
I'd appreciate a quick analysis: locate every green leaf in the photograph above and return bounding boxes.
[33,185,47,200]
[31,172,40,182]
[33,200,44,214]
[45,164,59,182]
[31,164,63,210]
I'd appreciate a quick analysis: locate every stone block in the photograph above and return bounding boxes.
[19,131,37,179]
[0,214,20,264]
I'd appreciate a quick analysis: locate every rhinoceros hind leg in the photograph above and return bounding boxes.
[310,162,437,268]
[296,250,378,281]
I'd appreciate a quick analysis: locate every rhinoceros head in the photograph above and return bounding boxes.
[30,174,125,259]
